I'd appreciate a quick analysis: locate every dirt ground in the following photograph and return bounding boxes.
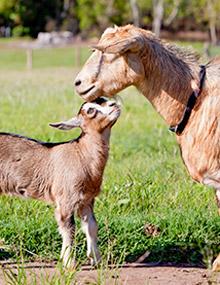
[0,262,220,285]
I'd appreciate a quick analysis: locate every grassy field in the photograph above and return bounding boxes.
[0,40,219,281]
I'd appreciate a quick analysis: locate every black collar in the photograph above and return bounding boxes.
[169,65,206,135]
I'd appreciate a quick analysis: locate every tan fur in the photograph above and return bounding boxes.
[0,99,120,267]
[75,25,220,270]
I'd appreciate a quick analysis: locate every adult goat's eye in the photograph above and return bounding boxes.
[87,107,95,114]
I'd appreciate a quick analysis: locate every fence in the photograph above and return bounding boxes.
[0,43,90,70]
[26,45,85,70]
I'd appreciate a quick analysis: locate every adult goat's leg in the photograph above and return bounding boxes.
[216,189,220,216]
[202,177,220,271]
[79,203,101,265]
[55,207,75,268]
[212,189,220,271]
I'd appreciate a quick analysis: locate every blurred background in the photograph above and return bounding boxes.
[0,0,220,70]
[0,0,220,41]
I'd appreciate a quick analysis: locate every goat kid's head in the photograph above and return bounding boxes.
[74,25,145,102]
[50,98,121,133]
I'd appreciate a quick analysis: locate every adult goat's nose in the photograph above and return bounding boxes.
[75,79,81,86]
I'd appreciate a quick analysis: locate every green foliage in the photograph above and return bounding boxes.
[0,0,16,27]
[0,0,220,38]
[76,0,101,31]
[0,0,16,15]
[0,0,62,37]
[12,25,29,36]
[14,0,61,37]
[76,0,130,35]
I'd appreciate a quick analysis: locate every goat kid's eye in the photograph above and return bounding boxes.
[87,107,95,114]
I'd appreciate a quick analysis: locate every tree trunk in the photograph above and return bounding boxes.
[152,0,164,37]
[209,21,217,45]
[164,0,180,26]
[207,0,217,45]
[129,0,140,27]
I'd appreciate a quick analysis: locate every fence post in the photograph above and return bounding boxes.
[26,48,33,70]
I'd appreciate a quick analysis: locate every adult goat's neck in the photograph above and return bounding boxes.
[137,36,200,126]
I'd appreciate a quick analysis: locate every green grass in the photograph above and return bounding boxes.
[0,40,219,275]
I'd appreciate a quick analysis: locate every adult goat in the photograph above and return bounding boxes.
[74,24,220,271]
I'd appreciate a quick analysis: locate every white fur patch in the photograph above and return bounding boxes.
[83,101,116,115]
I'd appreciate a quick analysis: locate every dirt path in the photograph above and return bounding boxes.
[75,264,220,285]
[0,262,220,285]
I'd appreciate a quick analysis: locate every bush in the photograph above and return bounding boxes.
[12,25,29,37]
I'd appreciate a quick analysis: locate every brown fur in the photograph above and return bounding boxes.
[74,24,220,187]
[75,25,220,270]
[0,99,120,267]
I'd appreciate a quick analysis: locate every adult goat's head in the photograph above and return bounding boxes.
[74,25,146,101]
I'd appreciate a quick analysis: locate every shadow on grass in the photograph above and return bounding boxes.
[0,244,218,269]
[0,249,14,260]
[126,244,216,268]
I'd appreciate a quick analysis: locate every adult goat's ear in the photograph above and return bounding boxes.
[49,117,81,130]
[92,36,143,54]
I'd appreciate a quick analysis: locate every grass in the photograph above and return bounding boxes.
[0,40,219,283]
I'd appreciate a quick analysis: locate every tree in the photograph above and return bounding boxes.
[206,0,220,45]
[17,0,62,37]
[152,0,164,37]
[76,0,130,35]
[129,0,140,27]
[0,0,16,26]
[60,0,79,34]
[0,0,220,40]
[164,0,180,26]
[0,0,62,37]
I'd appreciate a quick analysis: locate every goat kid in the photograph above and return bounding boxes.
[0,98,120,267]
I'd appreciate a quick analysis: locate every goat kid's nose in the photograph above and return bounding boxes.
[108,102,116,107]
[75,79,81,86]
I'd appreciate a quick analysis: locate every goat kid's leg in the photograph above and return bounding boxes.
[80,204,101,266]
[55,208,75,268]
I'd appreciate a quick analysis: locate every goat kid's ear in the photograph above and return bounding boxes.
[49,117,81,131]
[93,37,143,54]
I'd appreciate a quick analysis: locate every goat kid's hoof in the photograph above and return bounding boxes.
[212,254,220,271]
[63,260,77,271]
